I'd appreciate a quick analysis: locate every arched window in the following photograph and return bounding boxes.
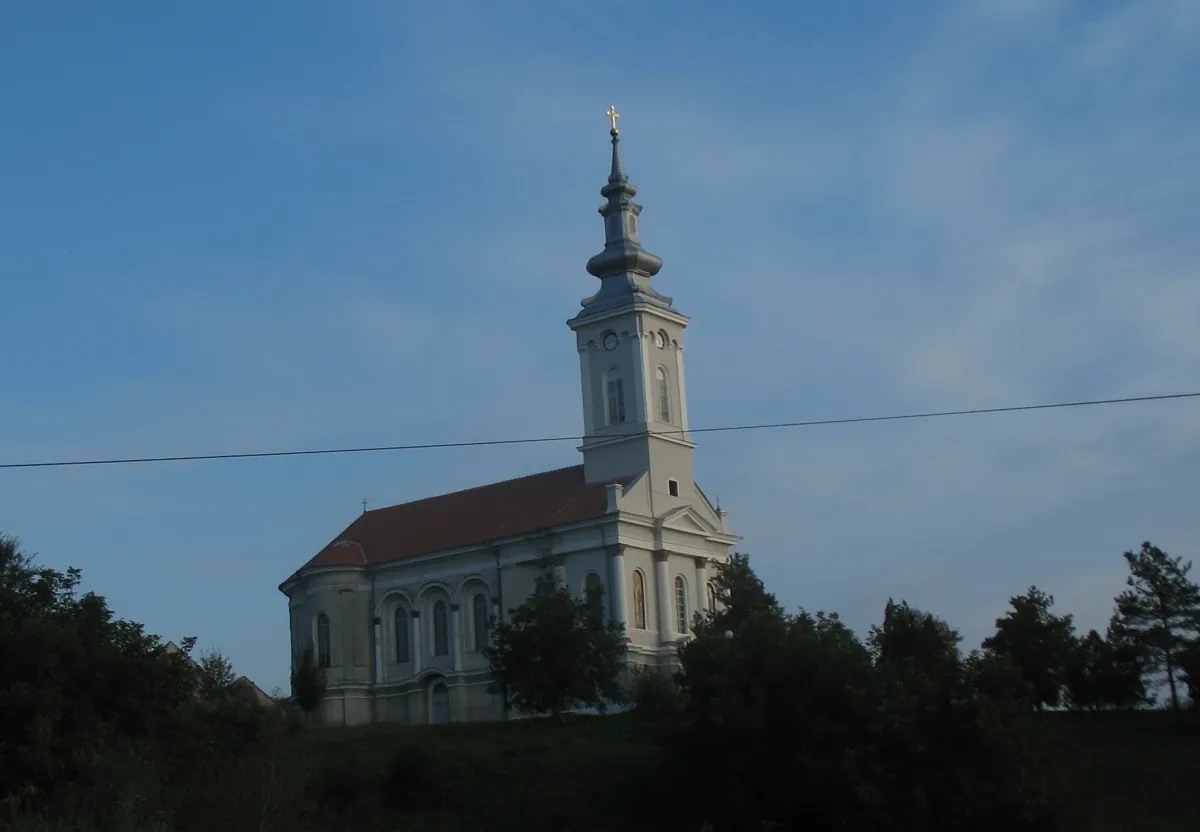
[605,370,626,425]
[433,601,449,657]
[656,367,671,423]
[631,570,647,630]
[316,612,331,668]
[430,681,450,725]
[707,582,717,612]
[584,571,603,604]
[473,592,489,652]
[674,575,688,634]
[394,607,410,663]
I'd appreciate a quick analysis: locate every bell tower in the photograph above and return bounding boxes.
[568,108,697,495]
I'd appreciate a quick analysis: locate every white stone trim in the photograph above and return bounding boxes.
[675,342,691,435]
[569,303,691,329]
[578,344,595,435]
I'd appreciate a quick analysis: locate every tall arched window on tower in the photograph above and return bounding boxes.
[472,592,489,652]
[315,612,331,668]
[433,601,449,657]
[394,607,410,663]
[674,575,688,634]
[656,366,672,423]
[605,369,626,425]
[631,570,647,630]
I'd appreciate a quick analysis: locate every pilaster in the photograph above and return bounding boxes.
[372,617,383,684]
[675,342,691,435]
[653,549,672,643]
[695,557,709,613]
[607,543,629,640]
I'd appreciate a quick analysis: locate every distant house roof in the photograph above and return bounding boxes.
[230,675,276,707]
[284,464,633,584]
[162,641,276,708]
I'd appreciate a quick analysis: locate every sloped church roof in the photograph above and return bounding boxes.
[287,465,636,578]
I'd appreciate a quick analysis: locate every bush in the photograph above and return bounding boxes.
[378,745,452,813]
[627,665,682,724]
[314,762,363,815]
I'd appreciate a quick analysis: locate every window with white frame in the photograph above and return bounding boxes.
[674,575,688,634]
[656,366,671,423]
[631,570,647,630]
[605,372,626,425]
[394,607,410,662]
[707,581,717,612]
[472,592,489,652]
[433,600,449,657]
[316,612,331,668]
[584,571,603,605]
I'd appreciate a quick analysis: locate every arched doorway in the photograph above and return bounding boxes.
[429,680,450,725]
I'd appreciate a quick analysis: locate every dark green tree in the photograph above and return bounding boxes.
[0,533,199,812]
[869,598,962,683]
[982,586,1076,709]
[1174,638,1200,711]
[196,649,238,701]
[484,568,626,721]
[701,551,782,631]
[290,643,327,718]
[1064,629,1107,711]
[1112,541,1200,712]
[1065,617,1152,711]
[671,557,1053,831]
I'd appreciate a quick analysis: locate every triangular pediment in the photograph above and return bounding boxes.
[659,505,717,535]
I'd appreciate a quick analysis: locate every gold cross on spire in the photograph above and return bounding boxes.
[606,104,620,135]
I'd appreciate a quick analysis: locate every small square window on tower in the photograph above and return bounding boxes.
[668,479,680,497]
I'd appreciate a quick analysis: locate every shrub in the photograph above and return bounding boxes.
[378,745,452,813]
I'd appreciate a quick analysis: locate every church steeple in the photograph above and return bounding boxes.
[578,107,672,317]
[569,107,696,488]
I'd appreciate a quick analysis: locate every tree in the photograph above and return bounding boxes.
[1064,617,1152,711]
[484,568,626,721]
[702,551,782,632]
[670,558,1053,831]
[982,586,1076,709]
[869,598,962,683]
[1175,638,1200,711]
[1112,541,1200,712]
[0,532,200,812]
[196,649,239,701]
[290,643,327,718]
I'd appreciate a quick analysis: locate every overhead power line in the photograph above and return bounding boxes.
[1,391,1197,472]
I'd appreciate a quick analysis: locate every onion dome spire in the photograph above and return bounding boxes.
[577,106,673,316]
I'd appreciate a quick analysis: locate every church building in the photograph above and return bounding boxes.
[278,112,739,726]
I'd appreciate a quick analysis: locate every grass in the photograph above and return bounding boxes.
[1036,710,1200,832]
[9,710,1198,831]
[283,713,668,831]
[276,710,1200,831]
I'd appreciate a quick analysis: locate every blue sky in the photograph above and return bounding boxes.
[2,0,1197,693]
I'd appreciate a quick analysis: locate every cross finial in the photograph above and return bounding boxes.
[606,105,620,135]
[362,498,368,515]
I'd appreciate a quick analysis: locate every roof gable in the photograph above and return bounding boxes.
[660,505,718,535]
[290,465,633,577]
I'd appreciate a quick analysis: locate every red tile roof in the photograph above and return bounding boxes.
[286,465,633,580]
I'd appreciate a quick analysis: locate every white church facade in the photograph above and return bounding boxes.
[278,114,738,726]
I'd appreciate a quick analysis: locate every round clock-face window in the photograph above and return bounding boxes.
[654,331,666,349]
[602,332,619,351]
